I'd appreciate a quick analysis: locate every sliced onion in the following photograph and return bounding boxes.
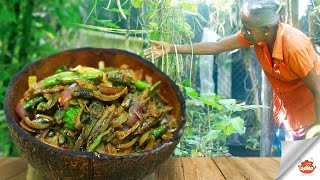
[126,97,144,127]
[58,83,78,106]
[98,86,124,95]
[24,117,52,129]
[20,120,39,133]
[15,100,32,118]
[93,87,128,101]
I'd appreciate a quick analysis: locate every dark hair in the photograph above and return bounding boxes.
[242,0,286,26]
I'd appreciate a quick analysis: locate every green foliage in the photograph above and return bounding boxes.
[173,84,263,157]
[245,136,260,151]
[131,0,145,8]
[81,0,206,83]
[82,1,260,157]
[0,0,84,156]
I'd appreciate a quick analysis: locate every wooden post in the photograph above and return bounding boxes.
[217,12,232,98]
[199,28,219,96]
[260,73,275,157]
[244,48,261,123]
[308,6,317,38]
[291,0,299,28]
[286,0,299,27]
[217,54,232,98]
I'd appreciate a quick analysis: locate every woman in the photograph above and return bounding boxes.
[144,0,320,148]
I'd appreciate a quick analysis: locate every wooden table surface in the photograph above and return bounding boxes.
[0,157,280,180]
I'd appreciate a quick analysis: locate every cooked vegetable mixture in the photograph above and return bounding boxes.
[16,62,178,155]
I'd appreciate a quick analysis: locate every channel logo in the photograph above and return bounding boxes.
[298,159,316,174]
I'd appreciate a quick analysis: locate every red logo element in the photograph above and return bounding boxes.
[298,160,317,174]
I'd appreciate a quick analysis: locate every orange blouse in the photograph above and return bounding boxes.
[237,22,320,130]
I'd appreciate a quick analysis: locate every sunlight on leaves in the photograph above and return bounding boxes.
[229,116,244,135]
[131,0,145,8]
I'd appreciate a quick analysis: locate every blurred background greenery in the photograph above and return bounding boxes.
[1,0,319,157]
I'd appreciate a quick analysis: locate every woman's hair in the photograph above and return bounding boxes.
[242,0,286,27]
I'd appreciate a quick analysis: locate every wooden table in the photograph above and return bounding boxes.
[0,157,280,180]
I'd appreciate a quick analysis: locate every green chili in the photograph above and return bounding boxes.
[64,106,81,130]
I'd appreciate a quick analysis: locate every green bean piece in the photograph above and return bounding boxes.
[42,73,78,87]
[144,135,155,150]
[108,73,132,85]
[24,96,46,109]
[36,102,47,111]
[149,81,161,96]
[151,125,166,138]
[55,68,68,74]
[135,80,150,90]
[58,134,66,145]
[139,130,151,146]
[80,113,89,124]
[87,129,111,152]
[54,109,66,124]
[73,88,94,98]
[117,137,139,149]
[68,99,79,106]
[43,71,103,87]
[64,106,81,130]
[83,118,98,139]
[121,93,134,108]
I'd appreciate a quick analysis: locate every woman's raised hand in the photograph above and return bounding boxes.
[144,40,172,59]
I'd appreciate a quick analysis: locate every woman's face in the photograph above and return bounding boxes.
[240,11,268,44]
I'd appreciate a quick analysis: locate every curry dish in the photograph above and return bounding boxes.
[15,62,178,155]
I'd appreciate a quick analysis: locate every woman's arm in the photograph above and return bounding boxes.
[303,69,320,122]
[144,34,246,59]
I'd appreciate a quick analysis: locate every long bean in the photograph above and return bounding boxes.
[87,128,111,152]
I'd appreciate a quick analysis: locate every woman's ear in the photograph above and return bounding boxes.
[264,26,272,36]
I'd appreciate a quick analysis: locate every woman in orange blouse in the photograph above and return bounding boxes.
[144,0,320,148]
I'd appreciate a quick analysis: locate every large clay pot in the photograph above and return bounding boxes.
[4,48,186,180]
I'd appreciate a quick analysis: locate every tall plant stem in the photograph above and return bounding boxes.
[84,0,98,24]
[207,106,210,129]
[190,42,194,82]
[15,0,34,65]
[125,13,131,49]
